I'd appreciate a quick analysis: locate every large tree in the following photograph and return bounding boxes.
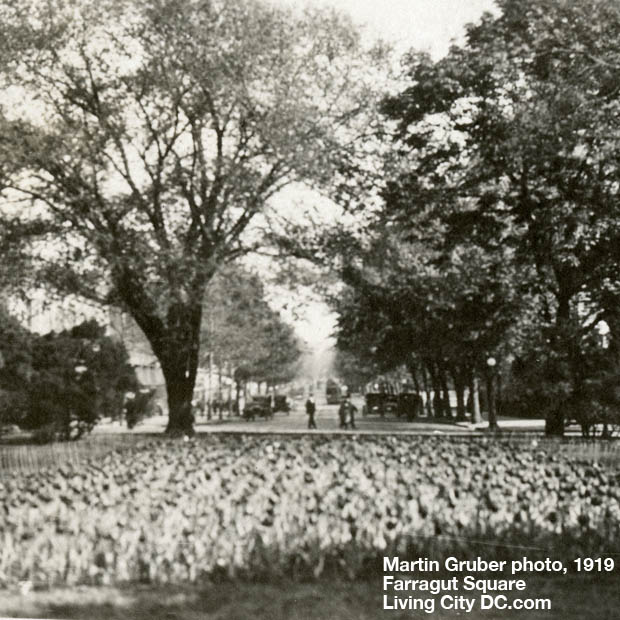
[0,0,384,434]
[379,0,620,434]
[331,224,525,424]
[201,264,302,397]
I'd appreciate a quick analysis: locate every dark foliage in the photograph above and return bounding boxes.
[0,313,140,441]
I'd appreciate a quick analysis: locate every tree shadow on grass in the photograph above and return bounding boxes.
[1,576,619,620]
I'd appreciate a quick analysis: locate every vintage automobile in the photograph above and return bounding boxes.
[273,395,291,414]
[397,392,424,420]
[325,379,342,405]
[242,396,273,420]
[362,382,399,417]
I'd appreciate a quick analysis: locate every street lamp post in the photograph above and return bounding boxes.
[486,356,499,431]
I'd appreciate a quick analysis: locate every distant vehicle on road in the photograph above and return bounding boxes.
[243,396,273,420]
[397,391,424,420]
[288,386,305,400]
[362,392,398,417]
[325,379,342,405]
[273,395,291,414]
[362,385,398,417]
[362,380,424,420]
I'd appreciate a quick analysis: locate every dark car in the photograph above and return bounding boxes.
[325,379,341,405]
[362,381,398,417]
[362,392,398,417]
[243,396,273,420]
[397,392,424,420]
[273,395,291,414]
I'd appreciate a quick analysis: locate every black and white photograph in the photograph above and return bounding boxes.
[0,0,619,618]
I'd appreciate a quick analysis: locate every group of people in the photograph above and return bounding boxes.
[304,394,358,430]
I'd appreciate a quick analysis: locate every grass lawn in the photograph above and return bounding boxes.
[1,575,619,620]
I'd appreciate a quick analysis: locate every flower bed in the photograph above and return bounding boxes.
[1,435,619,586]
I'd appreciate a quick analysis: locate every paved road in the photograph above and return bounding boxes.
[95,397,546,435]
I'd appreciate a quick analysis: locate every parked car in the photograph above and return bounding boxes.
[273,395,291,414]
[397,392,424,420]
[362,381,398,417]
[243,396,273,420]
[325,379,342,405]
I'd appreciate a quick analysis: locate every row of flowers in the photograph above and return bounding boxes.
[1,435,619,586]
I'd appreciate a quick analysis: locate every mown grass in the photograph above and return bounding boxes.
[1,574,619,620]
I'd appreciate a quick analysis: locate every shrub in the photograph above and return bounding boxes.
[125,388,156,429]
[0,313,140,441]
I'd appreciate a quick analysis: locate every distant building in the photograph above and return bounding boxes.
[8,290,232,413]
[9,290,166,389]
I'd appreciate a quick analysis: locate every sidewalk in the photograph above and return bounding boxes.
[94,405,547,436]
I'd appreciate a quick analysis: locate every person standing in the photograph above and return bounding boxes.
[348,396,358,430]
[339,393,357,430]
[305,394,317,429]
[338,395,349,429]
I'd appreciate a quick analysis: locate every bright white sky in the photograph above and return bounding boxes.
[276,0,496,57]
[268,0,496,353]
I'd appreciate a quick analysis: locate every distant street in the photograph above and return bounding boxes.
[95,396,547,436]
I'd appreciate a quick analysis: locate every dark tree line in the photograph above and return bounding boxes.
[325,0,620,435]
[0,0,384,435]
[201,264,303,409]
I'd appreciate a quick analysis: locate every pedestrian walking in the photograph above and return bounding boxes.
[305,394,317,429]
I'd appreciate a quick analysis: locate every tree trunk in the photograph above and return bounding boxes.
[218,365,223,420]
[546,284,572,436]
[421,363,433,416]
[427,361,442,417]
[439,365,452,418]
[410,367,421,394]
[163,363,196,436]
[485,370,499,431]
[470,373,482,424]
[225,361,232,417]
[545,404,565,436]
[235,379,241,415]
[454,372,466,421]
[154,304,202,436]
[111,263,208,436]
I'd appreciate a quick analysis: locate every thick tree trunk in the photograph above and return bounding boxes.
[155,304,202,436]
[111,263,208,437]
[545,403,565,436]
[163,364,196,436]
